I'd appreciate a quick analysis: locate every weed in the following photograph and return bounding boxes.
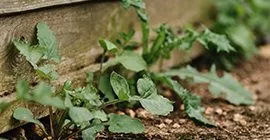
[0,0,258,139]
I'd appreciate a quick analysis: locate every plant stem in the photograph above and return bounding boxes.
[57,121,74,140]
[49,106,55,139]
[141,21,149,56]
[63,125,92,140]
[99,50,106,74]
[100,99,125,108]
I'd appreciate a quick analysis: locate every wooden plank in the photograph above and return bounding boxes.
[0,0,89,14]
[0,0,210,133]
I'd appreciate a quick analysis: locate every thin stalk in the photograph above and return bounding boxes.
[141,21,149,56]
[49,107,55,139]
[100,99,125,109]
[63,125,92,140]
[99,50,107,74]
[57,121,74,140]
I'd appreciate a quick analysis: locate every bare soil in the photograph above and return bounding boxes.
[2,55,270,140]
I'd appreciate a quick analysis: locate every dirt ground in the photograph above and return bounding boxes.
[2,53,270,140]
[97,55,270,140]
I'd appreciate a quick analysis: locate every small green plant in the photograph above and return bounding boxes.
[209,0,270,70]
[0,0,257,139]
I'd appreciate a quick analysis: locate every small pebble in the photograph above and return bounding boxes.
[164,118,173,124]
[180,104,185,111]
[136,108,153,119]
[179,119,186,124]
[233,114,247,125]
[215,108,223,115]
[205,107,214,115]
[116,111,125,115]
[156,123,166,129]
[172,123,180,128]
[126,109,136,118]
[249,106,256,111]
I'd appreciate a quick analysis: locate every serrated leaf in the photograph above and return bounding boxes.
[108,114,144,134]
[121,0,145,9]
[158,77,214,125]
[0,102,9,113]
[137,77,157,98]
[13,107,44,128]
[13,39,43,68]
[99,39,118,52]
[104,51,147,72]
[162,65,255,105]
[198,28,235,53]
[139,95,173,116]
[69,107,93,124]
[110,72,130,100]
[179,28,200,50]
[37,22,61,62]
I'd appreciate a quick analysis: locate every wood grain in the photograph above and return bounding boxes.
[0,0,89,14]
[0,0,211,133]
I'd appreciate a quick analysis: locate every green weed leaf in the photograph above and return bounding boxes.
[16,81,65,109]
[99,39,118,52]
[37,64,58,80]
[91,110,108,122]
[108,114,144,134]
[82,121,104,140]
[139,95,173,116]
[162,65,255,105]
[37,22,61,62]
[13,107,45,129]
[137,77,157,98]
[134,77,173,115]
[110,72,130,100]
[69,107,93,124]
[159,77,214,125]
[13,39,43,68]
[104,51,147,72]
[98,74,115,101]
[198,28,235,53]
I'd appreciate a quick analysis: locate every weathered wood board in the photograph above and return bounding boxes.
[0,0,210,133]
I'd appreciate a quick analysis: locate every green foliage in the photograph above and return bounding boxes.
[13,107,45,130]
[135,77,173,115]
[138,95,173,116]
[157,77,213,125]
[110,72,130,100]
[108,114,144,134]
[211,0,270,69]
[82,120,104,140]
[104,51,147,72]
[68,107,93,124]
[13,22,60,80]
[8,1,258,139]
[98,74,115,100]
[16,80,65,109]
[99,39,118,52]
[198,28,235,53]
[37,22,61,62]
[162,66,254,105]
